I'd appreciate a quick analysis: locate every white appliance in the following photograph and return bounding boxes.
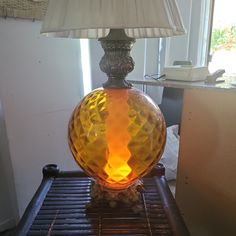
[163,65,209,81]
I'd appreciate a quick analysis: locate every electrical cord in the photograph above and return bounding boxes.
[144,74,166,81]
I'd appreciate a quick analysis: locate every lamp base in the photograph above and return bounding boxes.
[87,180,144,214]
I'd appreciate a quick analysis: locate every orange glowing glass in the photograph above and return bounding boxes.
[68,87,166,190]
[104,89,132,184]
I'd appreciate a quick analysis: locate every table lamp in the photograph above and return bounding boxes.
[41,0,185,205]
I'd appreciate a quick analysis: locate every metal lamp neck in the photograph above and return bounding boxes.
[99,29,135,89]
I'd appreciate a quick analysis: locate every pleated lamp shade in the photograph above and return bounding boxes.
[41,0,185,39]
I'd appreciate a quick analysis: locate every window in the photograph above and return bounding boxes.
[208,0,236,79]
[165,0,213,67]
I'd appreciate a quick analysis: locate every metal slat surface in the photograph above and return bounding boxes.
[27,177,175,236]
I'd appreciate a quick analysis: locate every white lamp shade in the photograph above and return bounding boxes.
[41,0,185,38]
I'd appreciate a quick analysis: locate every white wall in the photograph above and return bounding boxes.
[0,101,18,230]
[0,18,84,218]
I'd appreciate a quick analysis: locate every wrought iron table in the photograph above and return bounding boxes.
[16,164,189,236]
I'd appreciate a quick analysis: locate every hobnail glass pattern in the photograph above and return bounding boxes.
[68,88,166,190]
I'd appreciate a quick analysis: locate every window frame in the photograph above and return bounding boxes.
[165,0,215,67]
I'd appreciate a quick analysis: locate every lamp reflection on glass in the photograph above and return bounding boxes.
[41,0,185,192]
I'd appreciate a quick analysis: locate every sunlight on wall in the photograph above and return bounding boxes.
[80,39,92,95]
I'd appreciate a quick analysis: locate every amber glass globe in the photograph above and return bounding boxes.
[68,87,166,190]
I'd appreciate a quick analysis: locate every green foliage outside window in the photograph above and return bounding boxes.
[211,26,236,53]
